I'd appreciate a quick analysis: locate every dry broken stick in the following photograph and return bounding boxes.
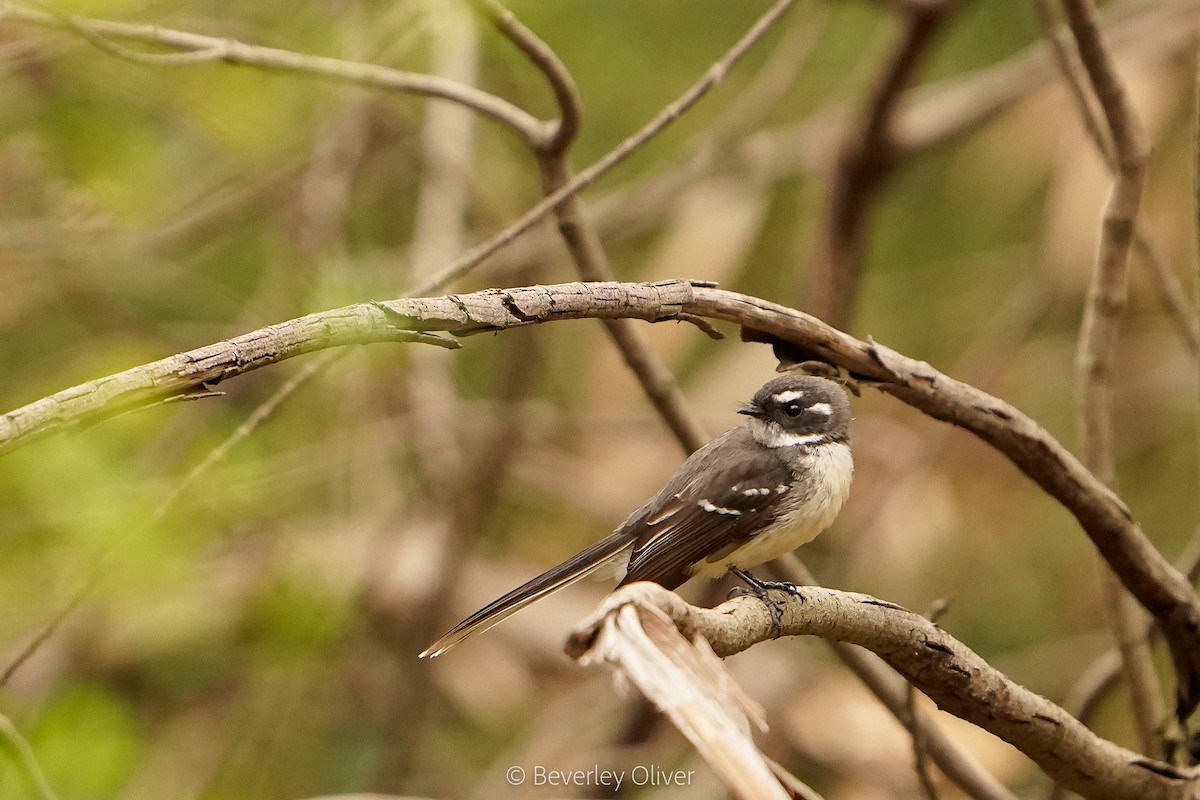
[1,279,1198,721]
[565,581,1194,800]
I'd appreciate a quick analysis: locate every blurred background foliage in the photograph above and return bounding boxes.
[1,0,1199,798]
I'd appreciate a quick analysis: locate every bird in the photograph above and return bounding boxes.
[420,372,854,658]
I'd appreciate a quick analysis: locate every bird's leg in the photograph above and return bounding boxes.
[727,567,804,635]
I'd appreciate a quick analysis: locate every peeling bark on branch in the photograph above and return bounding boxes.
[0,306,456,453]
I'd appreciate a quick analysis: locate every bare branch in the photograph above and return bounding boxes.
[469,0,581,154]
[0,307,457,454]
[566,582,1194,800]
[1032,0,1199,358]
[477,0,712,452]
[1056,0,1168,737]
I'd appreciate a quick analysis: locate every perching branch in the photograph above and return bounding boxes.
[3,279,1199,720]
[565,582,1194,800]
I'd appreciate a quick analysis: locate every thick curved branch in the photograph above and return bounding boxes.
[769,556,1017,800]
[2,279,1198,716]
[565,583,1194,800]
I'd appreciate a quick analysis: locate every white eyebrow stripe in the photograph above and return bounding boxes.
[808,402,833,416]
[774,390,805,403]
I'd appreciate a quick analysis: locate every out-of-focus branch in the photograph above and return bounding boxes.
[565,582,1194,800]
[2,3,546,146]
[1032,0,1199,358]
[411,0,799,296]
[1062,0,1147,486]
[807,0,957,329]
[1057,0,1168,744]
[387,8,483,784]
[0,712,61,800]
[0,352,341,687]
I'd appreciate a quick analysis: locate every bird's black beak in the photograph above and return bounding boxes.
[738,402,764,418]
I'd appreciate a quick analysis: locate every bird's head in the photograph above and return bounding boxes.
[738,374,852,448]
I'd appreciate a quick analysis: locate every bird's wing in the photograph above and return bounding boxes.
[620,437,794,588]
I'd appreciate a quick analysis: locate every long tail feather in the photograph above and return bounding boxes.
[419,531,635,658]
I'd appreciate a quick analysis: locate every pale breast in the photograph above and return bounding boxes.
[689,441,853,579]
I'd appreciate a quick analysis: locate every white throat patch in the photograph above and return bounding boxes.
[750,418,826,448]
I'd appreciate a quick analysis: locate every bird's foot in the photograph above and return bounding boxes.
[728,567,804,635]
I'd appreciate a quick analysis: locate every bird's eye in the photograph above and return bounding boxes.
[784,403,803,417]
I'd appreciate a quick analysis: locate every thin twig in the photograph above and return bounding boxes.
[469,0,579,154]
[479,0,711,453]
[1059,0,1166,742]
[1032,0,1199,358]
